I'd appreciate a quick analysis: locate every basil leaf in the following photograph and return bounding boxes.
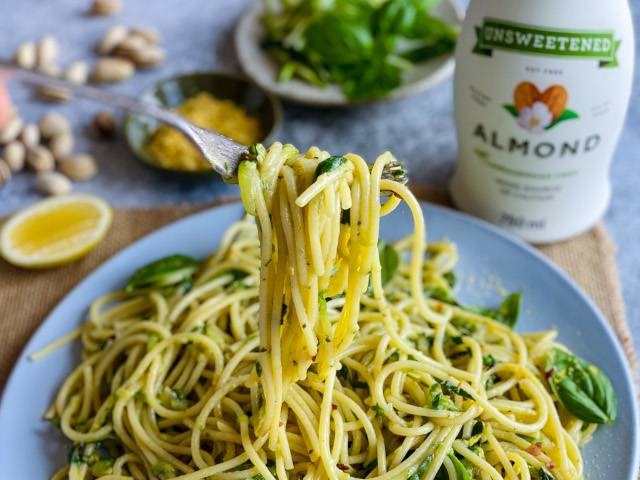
[378,240,400,286]
[339,58,403,101]
[375,0,420,36]
[424,285,458,304]
[468,292,521,328]
[126,255,198,293]
[495,292,521,328]
[375,0,443,37]
[546,348,617,424]
[305,16,374,66]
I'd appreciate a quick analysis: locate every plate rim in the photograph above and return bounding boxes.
[0,200,637,478]
[234,1,464,107]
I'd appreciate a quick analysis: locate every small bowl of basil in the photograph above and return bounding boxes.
[235,0,463,106]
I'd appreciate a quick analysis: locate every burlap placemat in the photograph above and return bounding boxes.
[0,189,637,394]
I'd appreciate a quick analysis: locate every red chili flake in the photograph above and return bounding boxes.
[311,355,317,361]
[546,461,555,470]
[526,442,543,456]
[337,464,349,471]
[332,404,338,411]
[279,421,284,427]
[545,368,555,379]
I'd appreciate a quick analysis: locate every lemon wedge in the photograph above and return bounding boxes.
[0,194,113,269]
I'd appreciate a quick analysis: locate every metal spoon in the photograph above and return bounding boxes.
[0,62,246,182]
[0,62,407,185]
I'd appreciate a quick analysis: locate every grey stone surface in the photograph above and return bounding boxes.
[0,0,638,353]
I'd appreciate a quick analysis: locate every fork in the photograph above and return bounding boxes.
[0,62,407,185]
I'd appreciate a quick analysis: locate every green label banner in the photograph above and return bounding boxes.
[473,18,621,67]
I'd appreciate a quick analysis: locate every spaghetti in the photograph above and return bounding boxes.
[45,144,612,480]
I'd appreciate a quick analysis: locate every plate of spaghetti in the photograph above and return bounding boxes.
[0,144,637,480]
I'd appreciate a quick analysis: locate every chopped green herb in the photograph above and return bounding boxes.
[471,420,484,436]
[151,462,176,479]
[159,387,191,411]
[439,379,472,400]
[429,383,457,411]
[90,459,114,476]
[443,270,457,287]
[384,350,400,364]
[448,452,472,480]
[341,209,351,225]
[406,453,433,480]
[372,404,385,421]
[339,363,369,389]
[483,354,496,367]
[424,285,458,304]
[531,467,556,480]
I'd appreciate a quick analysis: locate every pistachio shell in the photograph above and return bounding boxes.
[20,123,40,149]
[58,153,98,181]
[115,34,148,58]
[129,45,166,68]
[37,35,59,68]
[14,41,37,69]
[0,114,24,144]
[92,57,135,83]
[98,25,128,55]
[90,111,117,139]
[130,27,160,45]
[38,112,71,139]
[90,0,122,16]
[35,171,72,196]
[65,61,89,85]
[0,159,12,184]
[49,132,75,160]
[27,145,55,172]
[3,141,26,172]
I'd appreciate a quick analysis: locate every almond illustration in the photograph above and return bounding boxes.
[540,85,568,120]
[514,81,540,112]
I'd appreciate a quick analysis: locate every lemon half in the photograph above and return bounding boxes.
[0,194,113,269]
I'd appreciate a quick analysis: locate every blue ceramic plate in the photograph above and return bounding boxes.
[0,202,637,478]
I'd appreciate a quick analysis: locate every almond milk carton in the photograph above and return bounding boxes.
[451,0,634,243]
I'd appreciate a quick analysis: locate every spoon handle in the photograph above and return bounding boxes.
[0,61,245,179]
